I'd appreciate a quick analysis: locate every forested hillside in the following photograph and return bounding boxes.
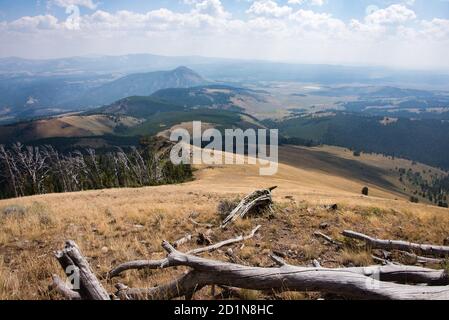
[268,113,449,170]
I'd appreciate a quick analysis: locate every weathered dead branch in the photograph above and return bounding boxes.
[54,240,110,300]
[116,271,205,300]
[190,218,214,229]
[116,241,449,300]
[399,251,445,265]
[221,186,276,228]
[343,230,449,257]
[109,225,261,278]
[50,275,81,300]
[313,231,342,246]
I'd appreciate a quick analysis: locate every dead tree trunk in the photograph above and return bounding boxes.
[52,240,449,300]
[53,240,110,300]
[342,230,449,257]
[115,241,449,300]
[221,186,276,228]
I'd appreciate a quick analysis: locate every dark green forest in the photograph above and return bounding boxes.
[267,113,449,171]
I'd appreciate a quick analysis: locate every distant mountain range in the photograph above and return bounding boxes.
[0,84,265,145]
[2,53,449,85]
[69,66,208,107]
[1,54,449,172]
[0,54,230,76]
[0,66,208,122]
[2,53,449,124]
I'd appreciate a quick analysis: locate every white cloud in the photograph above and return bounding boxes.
[288,0,325,6]
[192,0,230,18]
[247,0,292,18]
[348,4,417,39]
[8,15,60,31]
[421,18,449,39]
[289,9,344,31]
[49,0,97,10]
[365,4,416,25]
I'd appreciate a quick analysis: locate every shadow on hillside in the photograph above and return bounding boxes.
[279,146,404,196]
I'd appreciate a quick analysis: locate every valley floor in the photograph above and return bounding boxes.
[0,145,448,299]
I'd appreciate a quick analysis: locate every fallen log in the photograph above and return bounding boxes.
[399,251,445,265]
[50,275,82,300]
[221,187,276,228]
[116,271,205,300]
[342,230,449,257]
[173,234,192,248]
[346,264,448,285]
[269,253,446,285]
[54,240,110,300]
[109,225,261,278]
[116,241,449,300]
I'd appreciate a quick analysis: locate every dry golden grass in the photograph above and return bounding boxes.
[0,145,448,300]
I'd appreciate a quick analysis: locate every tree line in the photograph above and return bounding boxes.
[0,142,192,200]
[398,167,449,208]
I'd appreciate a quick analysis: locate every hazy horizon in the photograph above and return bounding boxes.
[2,51,449,73]
[0,0,448,71]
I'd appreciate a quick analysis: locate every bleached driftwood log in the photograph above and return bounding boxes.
[115,241,449,300]
[342,230,449,257]
[221,186,276,228]
[109,225,261,278]
[53,240,110,300]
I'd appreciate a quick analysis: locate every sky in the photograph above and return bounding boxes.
[0,0,448,70]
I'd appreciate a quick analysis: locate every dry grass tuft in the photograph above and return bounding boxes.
[217,198,240,217]
[338,249,373,267]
